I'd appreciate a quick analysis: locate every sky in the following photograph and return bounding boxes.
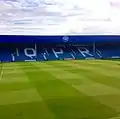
[0,0,120,35]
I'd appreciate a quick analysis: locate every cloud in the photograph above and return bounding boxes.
[0,0,120,35]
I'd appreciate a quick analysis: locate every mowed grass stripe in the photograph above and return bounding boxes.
[93,94,120,112]
[73,83,120,96]
[69,66,120,91]
[45,61,95,84]
[36,61,120,113]
[31,62,80,80]
[0,63,34,92]
[19,62,119,119]
[52,60,120,72]
[38,61,120,97]
[21,62,82,99]
[49,60,120,91]
[59,61,120,112]
[49,60,120,112]
[48,60,120,77]
[71,60,120,77]
[0,82,34,92]
[0,62,56,119]
[0,101,56,119]
[0,63,30,83]
[31,62,83,85]
[17,62,57,119]
[0,89,42,105]
[45,61,97,85]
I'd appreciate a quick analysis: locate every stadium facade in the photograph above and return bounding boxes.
[0,35,120,62]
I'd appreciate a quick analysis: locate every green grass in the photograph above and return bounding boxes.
[0,60,120,119]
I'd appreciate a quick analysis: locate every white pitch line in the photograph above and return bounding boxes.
[0,64,3,80]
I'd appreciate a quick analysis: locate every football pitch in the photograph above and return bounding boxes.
[0,60,120,119]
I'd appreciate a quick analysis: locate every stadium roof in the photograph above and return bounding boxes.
[0,35,120,43]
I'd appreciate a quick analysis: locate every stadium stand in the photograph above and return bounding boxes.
[0,35,120,62]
